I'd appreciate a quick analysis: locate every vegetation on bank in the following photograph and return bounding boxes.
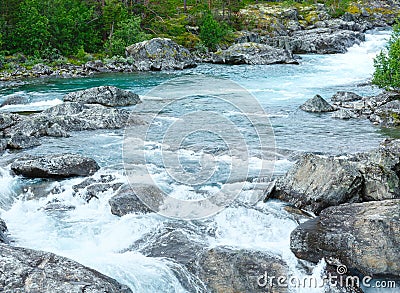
[0,0,396,73]
[373,22,400,91]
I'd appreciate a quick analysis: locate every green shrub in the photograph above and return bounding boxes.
[199,13,230,51]
[105,17,150,56]
[373,23,400,90]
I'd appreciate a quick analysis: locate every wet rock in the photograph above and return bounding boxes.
[195,246,288,293]
[3,103,143,148]
[331,91,363,103]
[11,153,100,178]
[0,113,22,130]
[269,153,363,214]
[132,223,204,267]
[0,218,8,243]
[42,199,76,211]
[290,199,400,277]
[0,243,132,292]
[63,86,141,107]
[331,109,356,119]
[1,95,29,107]
[125,38,196,71]
[109,184,163,216]
[210,43,297,65]
[7,133,41,149]
[266,29,365,54]
[300,95,334,113]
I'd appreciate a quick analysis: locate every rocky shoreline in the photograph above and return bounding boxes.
[1,1,399,81]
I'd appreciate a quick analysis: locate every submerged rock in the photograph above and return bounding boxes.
[0,244,132,292]
[1,95,29,107]
[290,199,400,277]
[269,153,363,214]
[209,42,298,65]
[331,109,356,119]
[11,153,100,178]
[108,184,163,216]
[300,95,334,113]
[125,38,196,71]
[63,86,141,107]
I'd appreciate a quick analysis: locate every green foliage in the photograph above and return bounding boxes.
[199,13,230,51]
[105,17,150,56]
[373,23,400,90]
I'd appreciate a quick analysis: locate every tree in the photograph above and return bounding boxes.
[199,12,228,51]
[373,23,400,90]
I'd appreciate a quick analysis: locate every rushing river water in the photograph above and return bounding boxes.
[0,29,396,292]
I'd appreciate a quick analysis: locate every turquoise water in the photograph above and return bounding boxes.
[0,29,397,292]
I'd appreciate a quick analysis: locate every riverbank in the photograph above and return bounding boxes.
[1,0,399,82]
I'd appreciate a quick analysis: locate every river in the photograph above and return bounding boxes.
[0,29,395,292]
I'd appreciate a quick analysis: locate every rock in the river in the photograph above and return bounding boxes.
[331,91,363,103]
[0,218,8,243]
[209,42,298,65]
[331,109,356,119]
[63,86,141,107]
[11,153,100,178]
[0,244,132,292]
[269,153,363,214]
[195,246,288,293]
[300,95,334,113]
[290,199,400,277]
[373,100,400,127]
[265,29,365,54]
[1,95,29,107]
[2,102,144,149]
[73,175,123,203]
[125,38,196,71]
[109,184,163,216]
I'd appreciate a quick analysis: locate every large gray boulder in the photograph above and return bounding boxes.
[109,184,163,216]
[300,95,334,113]
[2,102,144,148]
[265,28,365,54]
[290,199,400,277]
[331,91,363,103]
[269,153,363,214]
[11,153,100,178]
[195,246,289,293]
[63,86,140,107]
[0,244,132,292]
[125,38,196,71]
[209,42,298,65]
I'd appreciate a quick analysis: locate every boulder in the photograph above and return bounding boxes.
[331,109,356,119]
[2,102,144,148]
[265,29,365,54]
[372,100,400,127]
[0,244,132,292]
[290,200,400,277]
[300,95,334,113]
[0,218,8,244]
[195,246,289,293]
[11,153,100,178]
[210,42,298,65]
[125,38,196,71]
[331,91,363,103]
[268,153,363,214]
[1,95,29,107]
[32,63,53,75]
[109,184,163,216]
[63,86,141,107]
